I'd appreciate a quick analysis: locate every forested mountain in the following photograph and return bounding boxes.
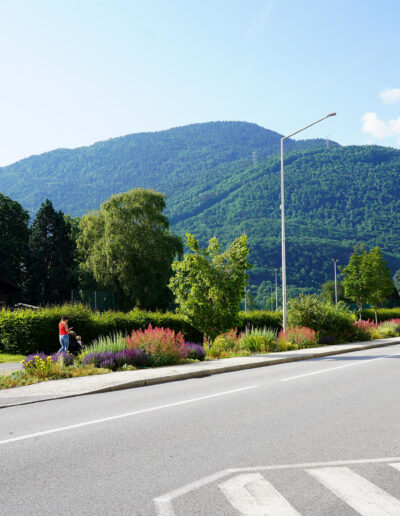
[1,121,400,301]
[171,144,400,298]
[0,121,334,216]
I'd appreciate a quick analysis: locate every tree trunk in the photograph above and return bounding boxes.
[374,307,378,325]
[358,304,362,320]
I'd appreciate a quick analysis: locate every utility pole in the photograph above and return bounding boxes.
[274,268,278,310]
[332,259,339,305]
[280,113,336,330]
[270,284,273,311]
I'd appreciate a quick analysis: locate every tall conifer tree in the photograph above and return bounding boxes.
[27,199,76,304]
[0,193,29,290]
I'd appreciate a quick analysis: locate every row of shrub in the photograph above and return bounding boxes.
[2,300,400,356]
[354,319,400,341]
[207,326,318,359]
[0,305,282,355]
[1,354,109,389]
[206,317,400,359]
[1,327,207,389]
[361,308,400,323]
[82,325,206,368]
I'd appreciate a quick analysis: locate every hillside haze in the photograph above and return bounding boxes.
[1,121,399,298]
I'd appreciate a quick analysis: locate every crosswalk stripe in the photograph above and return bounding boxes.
[389,463,400,472]
[307,466,400,515]
[219,472,300,515]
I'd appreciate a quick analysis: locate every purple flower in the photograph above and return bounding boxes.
[114,349,149,368]
[185,343,205,361]
[51,351,74,366]
[83,352,116,368]
[98,359,115,370]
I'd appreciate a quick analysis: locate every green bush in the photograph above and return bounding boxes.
[207,329,240,358]
[361,308,400,323]
[239,327,277,353]
[0,306,279,355]
[287,295,356,344]
[238,311,282,332]
[0,305,203,355]
[377,321,398,338]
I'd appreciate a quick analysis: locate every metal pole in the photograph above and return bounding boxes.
[270,284,273,311]
[275,268,278,311]
[332,259,339,305]
[244,286,247,312]
[94,290,97,312]
[280,113,336,331]
[281,138,287,330]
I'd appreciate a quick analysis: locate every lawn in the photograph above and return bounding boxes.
[0,352,26,363]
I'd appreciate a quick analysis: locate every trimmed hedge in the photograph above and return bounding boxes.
[361,308,400,322]
[0,305,281,355]
[237,310,282,332]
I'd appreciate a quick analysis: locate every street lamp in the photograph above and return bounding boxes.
[280,112,336,330]
[274,268,278,310]
[332,259,339,305]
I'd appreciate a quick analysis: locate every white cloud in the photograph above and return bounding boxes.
[379,88,400,104]
[361,112,400,141]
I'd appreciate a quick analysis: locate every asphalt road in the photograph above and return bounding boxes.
[1,343,400,515]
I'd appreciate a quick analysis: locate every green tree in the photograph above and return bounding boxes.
[0,193,29,290]
[341,244,370,319]
[27,199,76,305]
[77,188,182,310]
[169,233,250,341]
[320,280,345,304]
[393,269,400,296]
[364,247,394,323]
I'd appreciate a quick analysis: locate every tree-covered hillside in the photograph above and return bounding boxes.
[0,121,334,216]
[170,144,400,295]
[2,121,400,300]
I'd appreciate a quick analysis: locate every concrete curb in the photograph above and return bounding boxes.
[88,338,400,393]
[1,337,400,409]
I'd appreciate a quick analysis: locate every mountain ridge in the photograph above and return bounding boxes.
[2,121,399,300]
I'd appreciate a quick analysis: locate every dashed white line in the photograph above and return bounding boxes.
[281,350,400,381]
[0,385,256,446]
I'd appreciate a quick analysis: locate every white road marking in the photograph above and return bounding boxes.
[219,473,300,515]
[307,466,400,515]
[390,463,400,472]
[281,350,400,381]
[0,385,256,446]
[153,456,400,515]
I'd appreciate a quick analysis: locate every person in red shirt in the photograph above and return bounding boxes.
[58,315,70,353]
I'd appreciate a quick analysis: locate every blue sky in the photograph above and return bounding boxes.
[1,0,399,166]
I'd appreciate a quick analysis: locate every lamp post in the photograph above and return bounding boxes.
[281,112,336,330]
[332,259,339,305]
[274,268,278,310]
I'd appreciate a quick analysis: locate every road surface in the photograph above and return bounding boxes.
[1,343,400,515]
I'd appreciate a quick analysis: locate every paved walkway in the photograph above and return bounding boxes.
[0,362,22,373]
[1,337,399,409]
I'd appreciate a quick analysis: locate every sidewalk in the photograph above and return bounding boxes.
[0,362,22,374]
[1,337,400,409]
